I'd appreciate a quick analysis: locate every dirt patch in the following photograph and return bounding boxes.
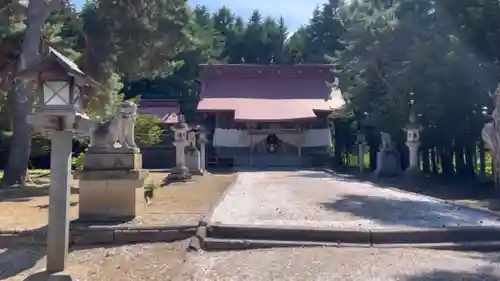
[0,177,79,231]
[133,172,237,225]
[2,241,189,281]
[0,172,237,230]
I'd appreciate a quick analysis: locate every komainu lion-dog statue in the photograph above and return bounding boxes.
[90,100,138,149]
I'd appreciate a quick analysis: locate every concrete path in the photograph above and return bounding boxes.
[208,170,500,230]
[177,247,500,281]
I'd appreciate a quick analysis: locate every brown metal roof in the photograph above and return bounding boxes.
[197,64,344,120]
[139,99,180,124]
[198,98,341,121]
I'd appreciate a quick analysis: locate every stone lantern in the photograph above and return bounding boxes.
[23,48,98,133]
[166,115,192,182]
[18,47,100,273]
[404,112,423,174]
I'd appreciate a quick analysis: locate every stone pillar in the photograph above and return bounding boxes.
[199,130,207,172]
[186,130,203,175]
[404,112,423,175]
[406,142,419,170]
[356,131,367,174]
[46,131,72,272]
[166,115,191,182]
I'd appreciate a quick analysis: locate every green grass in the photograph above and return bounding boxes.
[345,153,370,168]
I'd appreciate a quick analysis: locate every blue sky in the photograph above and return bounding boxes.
[71,0,325,32]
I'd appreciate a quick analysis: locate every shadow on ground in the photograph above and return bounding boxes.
[294,169,500,214]
[320,194,500,228]
[400,265,500,281]
[0,218,145,280]
[328,169,497,201]
[0,185,79,203]
[0,226,48,280]
[22,271,72,281]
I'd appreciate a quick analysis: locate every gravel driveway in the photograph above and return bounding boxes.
[2,241,189,281]
[209,170,500,229]
[177,247,500,281]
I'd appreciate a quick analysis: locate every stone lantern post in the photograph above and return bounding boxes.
[166,115,191,182]
[198,127,208,173]
[19,47,100,273]
[404,112,423,174]
[185,125,207,175]
[356,130,367,173]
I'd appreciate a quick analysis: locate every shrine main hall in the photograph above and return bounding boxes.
[196,64,344,167]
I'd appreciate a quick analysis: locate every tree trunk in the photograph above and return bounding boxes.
[422,147,430,173]
[332,119,343,168]
[431,147,438,174]
[2,0,62,187]
[454,147,465,176]
[464,146,475,178]
[440,148,454,176]
[479,141,486,178]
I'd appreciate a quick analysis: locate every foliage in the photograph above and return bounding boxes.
[72,152,85,171]
[134,115,164,147]
[1,0,500,181]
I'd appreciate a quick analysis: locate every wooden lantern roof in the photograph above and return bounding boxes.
[17,47,100,89]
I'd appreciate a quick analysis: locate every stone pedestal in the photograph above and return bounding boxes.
[374,149,402,177]
[84,147,142,170]
[77,148,148,222]
[186,149,204,175]
[405,141,421,176]
[166,139,192,182]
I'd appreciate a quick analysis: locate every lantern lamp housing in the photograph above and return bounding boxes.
[18,47,101,132]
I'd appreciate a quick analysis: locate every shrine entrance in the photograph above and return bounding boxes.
[249,133,301,167]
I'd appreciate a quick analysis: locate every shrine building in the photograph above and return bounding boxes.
[197,64,344,167]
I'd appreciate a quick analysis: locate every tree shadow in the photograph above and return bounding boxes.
[323,169,497,202]
[0,185,79,203]
[0,226,48,280]
[320,194,500,229]
[400,266,500,281]
[0,218,127,280]
[294,169,500,217]
[0,222,160,280]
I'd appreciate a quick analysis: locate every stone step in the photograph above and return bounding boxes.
[200,237,500,252]
[206,223,500,245]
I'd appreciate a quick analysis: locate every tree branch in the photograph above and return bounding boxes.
[0,0,15,13]
[370,56,393,90]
